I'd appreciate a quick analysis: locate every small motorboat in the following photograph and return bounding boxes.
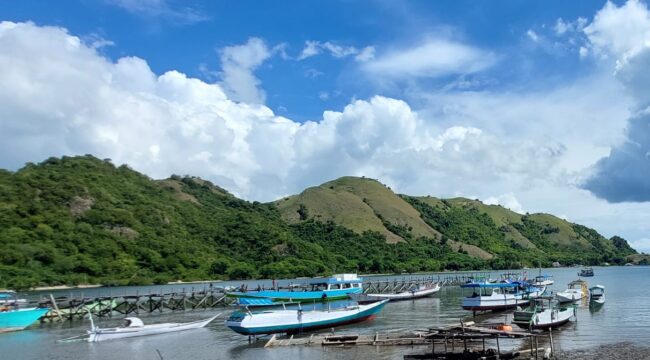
[531,274,554,287]
[513,297,575,330]
[556,280,586,303]
[589,285,605,308]
[86,313,220,342]
[225,299,388,335]
[578,267,594,277]
[0,307,50,333]
[350,283,441,303]
[461,282,545,312]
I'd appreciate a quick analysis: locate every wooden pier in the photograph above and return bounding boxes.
[39,288,233,322]
[37,272,505,322]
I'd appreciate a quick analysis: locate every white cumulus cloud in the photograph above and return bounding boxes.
[0,21,560,203]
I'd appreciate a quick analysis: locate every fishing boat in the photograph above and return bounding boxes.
[513,297,575,330]
[532,274,554,287]
[0,307,50,333]
[461,283,545,312]
[226,274,363,303]
[225,299,388,335]
[589,285,605,308]
[350,283,441,303]
[578,267,594,277]
[85,313,220,342]
[556,280,587,303]
[232,297,298,308]
[0,291,27,306]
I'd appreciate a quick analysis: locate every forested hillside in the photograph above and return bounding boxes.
[0,156,637,289]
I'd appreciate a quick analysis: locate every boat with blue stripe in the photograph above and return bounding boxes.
[0,307,50,333]
[226,274,363,303]
[225,299,388,335]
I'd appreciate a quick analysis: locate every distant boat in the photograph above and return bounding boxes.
[461,283,545,312]
[578,267,594,277]
[0,291,27,306]
[556,280,587,303]
[589,285,605,308]
[225,299,388,335]
[86,314,219,342]
[0,307,50,333]
[513,297,575,330]
[532,274,554,287]
[226,274,363,303]
[350,283,441,303]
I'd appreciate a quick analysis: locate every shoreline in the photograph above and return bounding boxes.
[556,342,650,359]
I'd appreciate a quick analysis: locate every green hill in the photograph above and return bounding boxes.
[0,156,637,289]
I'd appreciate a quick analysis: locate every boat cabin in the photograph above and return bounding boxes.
[309,274,363,291]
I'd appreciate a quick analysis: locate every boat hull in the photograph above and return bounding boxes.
[514,307,574,330]
[225,300,388,335]
[88,315,218,342]
[227,288,362,303]
[0,307,50,333]
[352,285,440,303]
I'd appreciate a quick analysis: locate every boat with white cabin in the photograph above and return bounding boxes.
[461,282,545,312]
[513,297,575,330]
[225,299,388,335]
[589,285,605,308]
[556,280,587,303]
[532,274,554,287]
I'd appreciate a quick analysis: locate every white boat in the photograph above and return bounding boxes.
[86,314,220,342]
[461,283,545,312]
[350,283,441,303]
[589,285,605,306]
[556,280,586,303]
[513,298,575,330]
[225,299,388,335]
[532,275,554,287]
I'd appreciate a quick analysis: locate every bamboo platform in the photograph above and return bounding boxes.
[264,320,555,359]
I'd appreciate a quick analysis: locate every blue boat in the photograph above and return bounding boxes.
[0,307,50,333]
[225,299,388,335]
[227,274,363,303]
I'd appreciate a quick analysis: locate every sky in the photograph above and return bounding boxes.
[2,0,650,252]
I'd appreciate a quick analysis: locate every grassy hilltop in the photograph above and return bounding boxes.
[0,156,637,289]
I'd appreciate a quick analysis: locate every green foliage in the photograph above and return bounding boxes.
[0,156,637,289]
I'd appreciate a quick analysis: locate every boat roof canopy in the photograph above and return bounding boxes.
[590,285,605,290]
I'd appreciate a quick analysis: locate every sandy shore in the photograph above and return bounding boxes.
[556,343,650,359]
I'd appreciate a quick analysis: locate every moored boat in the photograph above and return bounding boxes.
[225,299,388,335]
[578,267,594,277]
[226,274,363,303]
[461,283,545,312]
[232,297,298,308]
[556,280,587,303]
[589,285,605,308]
[513,297,575,330]
[0,291,27,306]
[86,314,219,342]
[350,283,441,303]
[532,274,554,287]
[0,307,50,333]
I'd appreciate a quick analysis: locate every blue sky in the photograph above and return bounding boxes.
[2,0,650,252]
[2,0,620,120]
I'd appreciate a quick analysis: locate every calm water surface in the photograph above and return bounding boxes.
[2,266,649,359]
